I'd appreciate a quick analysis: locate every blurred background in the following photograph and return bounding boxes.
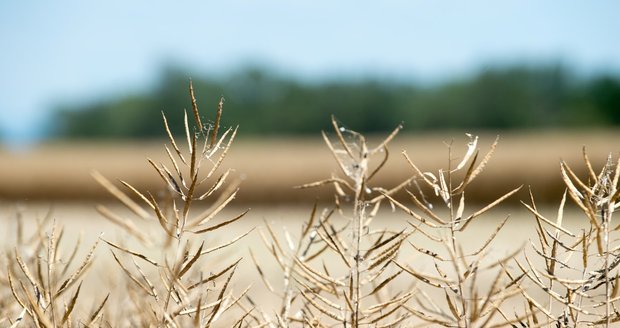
[1,1,619,205]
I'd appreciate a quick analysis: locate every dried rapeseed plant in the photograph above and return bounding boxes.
[93,81,254,327]
[385,134,523,327]
[1,209,104,327]
[257,117,419,327]
[517,148,620,327]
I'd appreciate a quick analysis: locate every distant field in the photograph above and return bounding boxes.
[1,130,619,204]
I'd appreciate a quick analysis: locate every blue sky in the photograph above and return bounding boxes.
[1,1,619,144]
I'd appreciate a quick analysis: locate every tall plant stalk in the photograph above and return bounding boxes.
[93,81,253,326]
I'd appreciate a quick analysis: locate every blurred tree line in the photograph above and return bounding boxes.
[53,64,620,139]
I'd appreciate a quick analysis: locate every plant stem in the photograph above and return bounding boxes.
[604,205,611,328]
[351,144,368,327]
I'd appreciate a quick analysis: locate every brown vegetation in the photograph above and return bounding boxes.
[1,83,619,327]
[1,131,619,204]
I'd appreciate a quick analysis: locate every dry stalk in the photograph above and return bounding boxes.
[388,134,522,327]
[93,81,253,326]
[258,117,415,327]
[0,209,100,327]
[518,150,620,327]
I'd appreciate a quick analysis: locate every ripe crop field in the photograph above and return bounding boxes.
[1,130,618,204]
[1,85,620,327]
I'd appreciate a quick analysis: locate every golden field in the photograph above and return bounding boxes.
[2,128,620,326]
[1,130,619,204]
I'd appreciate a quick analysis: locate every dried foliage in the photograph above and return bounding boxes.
[0,81,254,327]
[0,210,104,327]
[2,83,619,328]
[515,150,620,327]
[257,117,413,326]
[256,120,527,327]
[90,81,255,327]
[368,134,522,328]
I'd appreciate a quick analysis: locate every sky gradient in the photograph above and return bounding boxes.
[1,1,619,144]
